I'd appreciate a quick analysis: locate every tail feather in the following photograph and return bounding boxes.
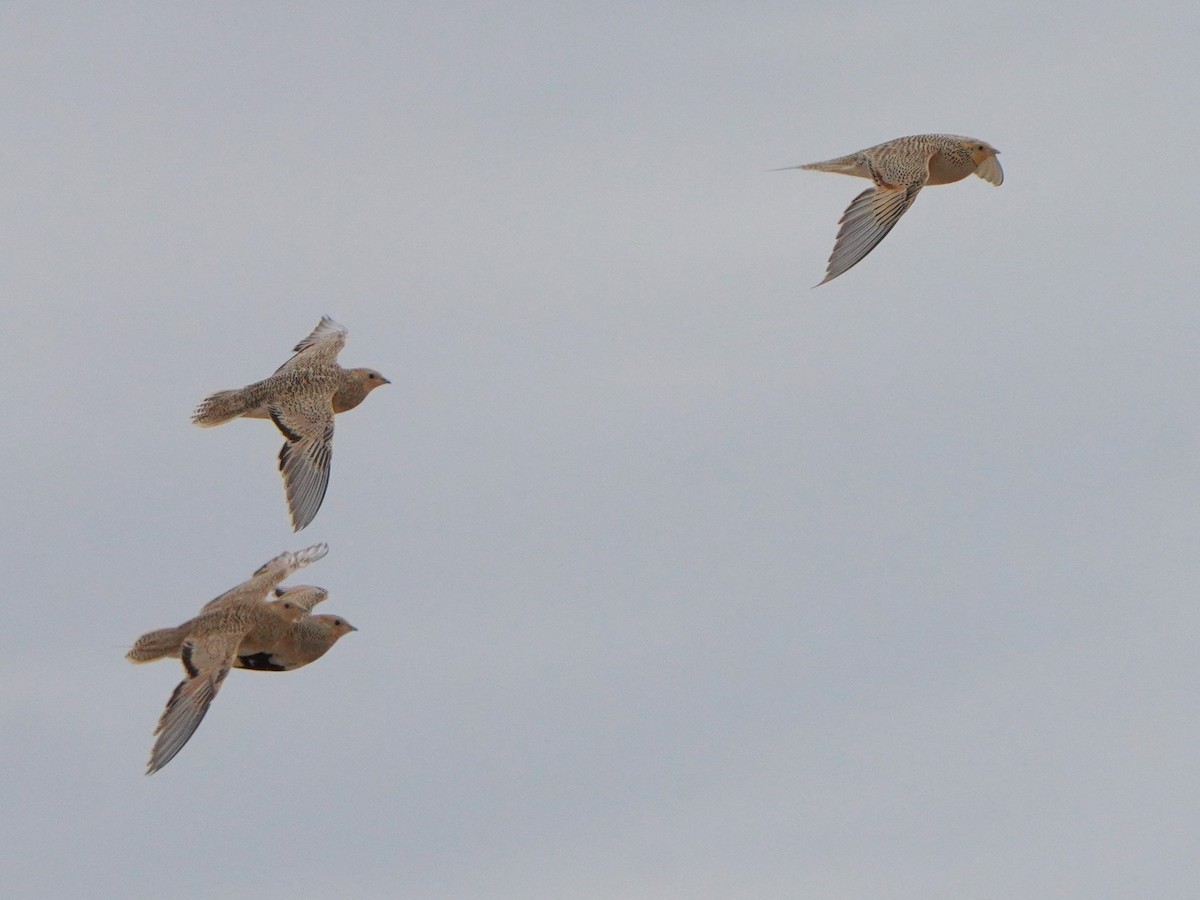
[799,153,867,176]
[192,389,255,426]
[127,626,189,663]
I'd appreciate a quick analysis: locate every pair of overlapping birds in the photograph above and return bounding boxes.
[127,317,388,773]
[128,133,1002,773]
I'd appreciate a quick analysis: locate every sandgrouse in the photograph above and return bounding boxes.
[193,316,389,530]
[127,544,356,774]
[787,134,1003,285]
[128,584,335,669]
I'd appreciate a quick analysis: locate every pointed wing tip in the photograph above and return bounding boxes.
[286,489,324,532]
[287,500,319,532]
[291,316,349,355]
[814,183,917,286]
[279,439,332,534]
[319,315,348,334]
[297,542,329,562]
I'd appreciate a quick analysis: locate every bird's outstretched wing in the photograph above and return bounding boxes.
[145,629,241,774]
[271,402,335,531]
[819,178,924,285]
[276,316,348,372]
[251,544,330,579]
[200,545,329,613]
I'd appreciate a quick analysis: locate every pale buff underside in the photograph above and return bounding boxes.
[798,134,1002,284]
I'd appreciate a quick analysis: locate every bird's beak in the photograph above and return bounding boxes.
[380,376,391,385]
[348,625,359,632]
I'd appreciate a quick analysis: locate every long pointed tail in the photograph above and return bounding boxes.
[795,153,868,177]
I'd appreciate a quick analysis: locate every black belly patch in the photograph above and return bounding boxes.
[238,652,287,671]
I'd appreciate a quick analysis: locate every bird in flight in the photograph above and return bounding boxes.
[193,316,389,530]
[785,134,1003,285]
[127,544,357,774]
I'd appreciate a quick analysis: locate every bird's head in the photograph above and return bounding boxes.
[354,368,391,391]
[274,599,306,621]
[334,368,390,413]
[273,585,329,614]
[963,139,1003,186]
[963,138,999,159]
[313,614,359,642]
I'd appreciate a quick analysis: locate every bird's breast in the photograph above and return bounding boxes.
[925,152,973,185]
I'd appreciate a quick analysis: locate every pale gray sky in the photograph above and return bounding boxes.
[4,2,1200,898]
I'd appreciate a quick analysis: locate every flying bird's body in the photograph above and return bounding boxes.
[126,545,356,774]
[236,614,351,672]
[792,134,1003,285]
[193,316,389,530]
[127,584,332,669]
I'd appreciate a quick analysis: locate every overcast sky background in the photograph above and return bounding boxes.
[3,2,1200,898]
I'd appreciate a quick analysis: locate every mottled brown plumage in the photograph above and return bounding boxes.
[126,584,332,666]
[126,545,356,774]
[786,134,1003,285]
[192,316,389,530]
